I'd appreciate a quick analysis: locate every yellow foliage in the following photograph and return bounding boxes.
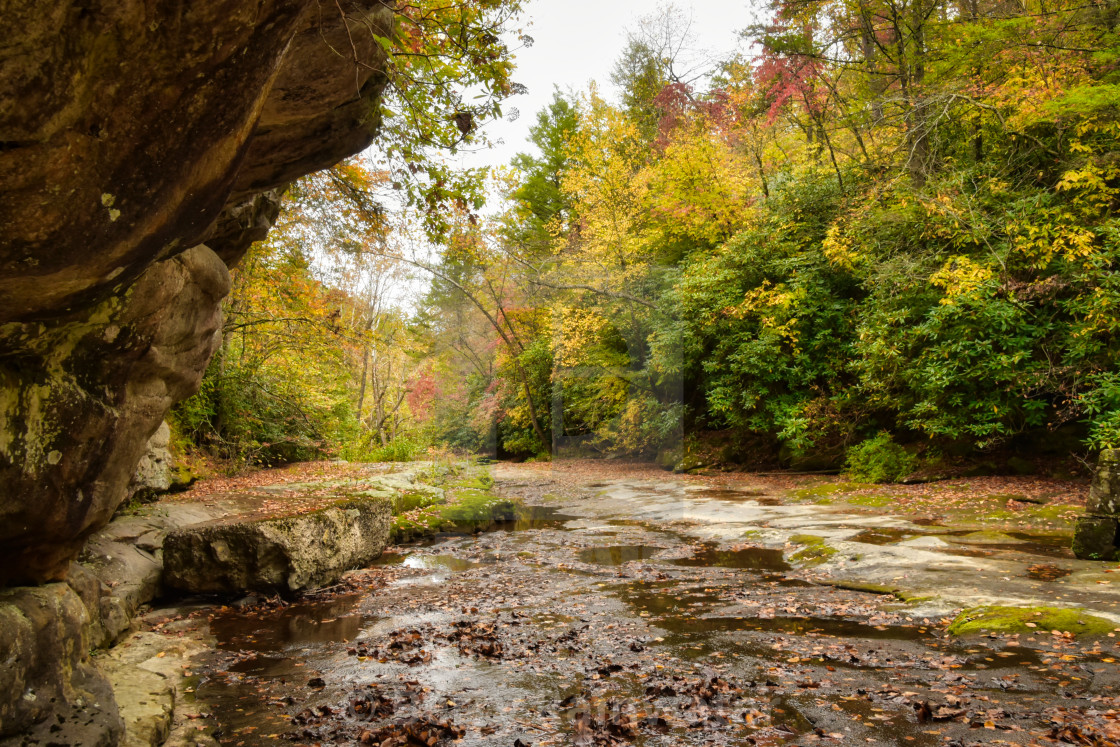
[822,223,859,271]
[930,256,994,303]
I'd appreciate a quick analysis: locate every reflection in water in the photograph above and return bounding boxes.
[686,487,768,502]
[404,555,489,572]
[208,594,369,653]
[578,545,663,565]
[492,506,581,531]
[849,527,921,545]
[617,581,927,639]
[667,544,790,571]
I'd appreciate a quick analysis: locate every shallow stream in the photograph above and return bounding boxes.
[178,470,1120,746]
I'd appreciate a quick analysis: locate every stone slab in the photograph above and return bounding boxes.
[162,496,391,594]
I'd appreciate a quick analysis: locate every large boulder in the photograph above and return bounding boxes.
[1073,450,1120,560]
[162,496,392,594]
[0,0,395,585]
[1087,449,1120,515]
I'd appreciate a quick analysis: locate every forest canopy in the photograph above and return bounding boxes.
[174,0,1120,480]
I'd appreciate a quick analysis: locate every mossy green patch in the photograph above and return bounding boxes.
[390,488,517,543]
[819,579,897,595]
[789,482,874,502]
[895,592,936,604]
[948,606,1115,637]
[1023,503,1083,523]
[789,534,825,546]
[846,493,893,508]
[392,489,444,515]
[451,472,495,491]
[438,489,515,523]
[790,543,837,566]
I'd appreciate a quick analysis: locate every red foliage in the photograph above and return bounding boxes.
[653,83,735,146]
[406,365,440,424]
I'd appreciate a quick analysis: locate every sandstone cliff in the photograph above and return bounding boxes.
[0,0,395,586]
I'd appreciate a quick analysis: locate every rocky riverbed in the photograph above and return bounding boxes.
[105,460,1120,747]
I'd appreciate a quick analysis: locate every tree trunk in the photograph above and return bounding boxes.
[356,346,369,423]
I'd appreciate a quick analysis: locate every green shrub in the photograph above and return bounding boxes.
[845,432,917,483]
[340,434,423,463]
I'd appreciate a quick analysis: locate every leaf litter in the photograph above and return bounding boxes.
[157,462,1120,747]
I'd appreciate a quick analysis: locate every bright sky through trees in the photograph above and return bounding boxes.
[460,0,760,169]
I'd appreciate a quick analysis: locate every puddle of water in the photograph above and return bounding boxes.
[578,545,664,565]
[194,678,295,741]
[850,527,921,545]
[769,694,819,735]
[615,581,925,640]
[208,594,370,653]
[666,544,790,571]
[375,553,493,572]
[1025,564,1073,581]
[606,519,651,528]
[1005,532,1076,559]
[655,614,929,639]
[827,696,940,745]
[227,654,304,678]
[943,541,1074,560]
[955,647,1043,670]
[489,505,580,532]
[614,582,724,616]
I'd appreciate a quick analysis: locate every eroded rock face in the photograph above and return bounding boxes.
[0,583,123,744]
[0,245,230,585]
[0,0,395,584]
[128,422,174,503]
[163,496,392,593]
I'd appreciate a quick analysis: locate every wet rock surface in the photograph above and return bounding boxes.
[146,464,1120,747]
[98,631,212,747]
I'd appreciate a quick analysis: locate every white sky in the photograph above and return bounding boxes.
[458,0,763,170]
[367,1,764,310]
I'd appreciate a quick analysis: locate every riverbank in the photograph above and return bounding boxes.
[107,459,1120,747]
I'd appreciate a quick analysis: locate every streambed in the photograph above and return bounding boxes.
[155,465,1120,746]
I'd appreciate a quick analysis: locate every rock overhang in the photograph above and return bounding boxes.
[0,0,397,586]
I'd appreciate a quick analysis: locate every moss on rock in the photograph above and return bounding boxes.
[947,606,1115,637]
[392,488,445,515]
[846,493,893,508]
[389,478,518,543]
[788,535,837,566]
[790,482,875,503]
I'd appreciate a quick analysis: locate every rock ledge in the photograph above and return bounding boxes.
[162,496,391,594]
